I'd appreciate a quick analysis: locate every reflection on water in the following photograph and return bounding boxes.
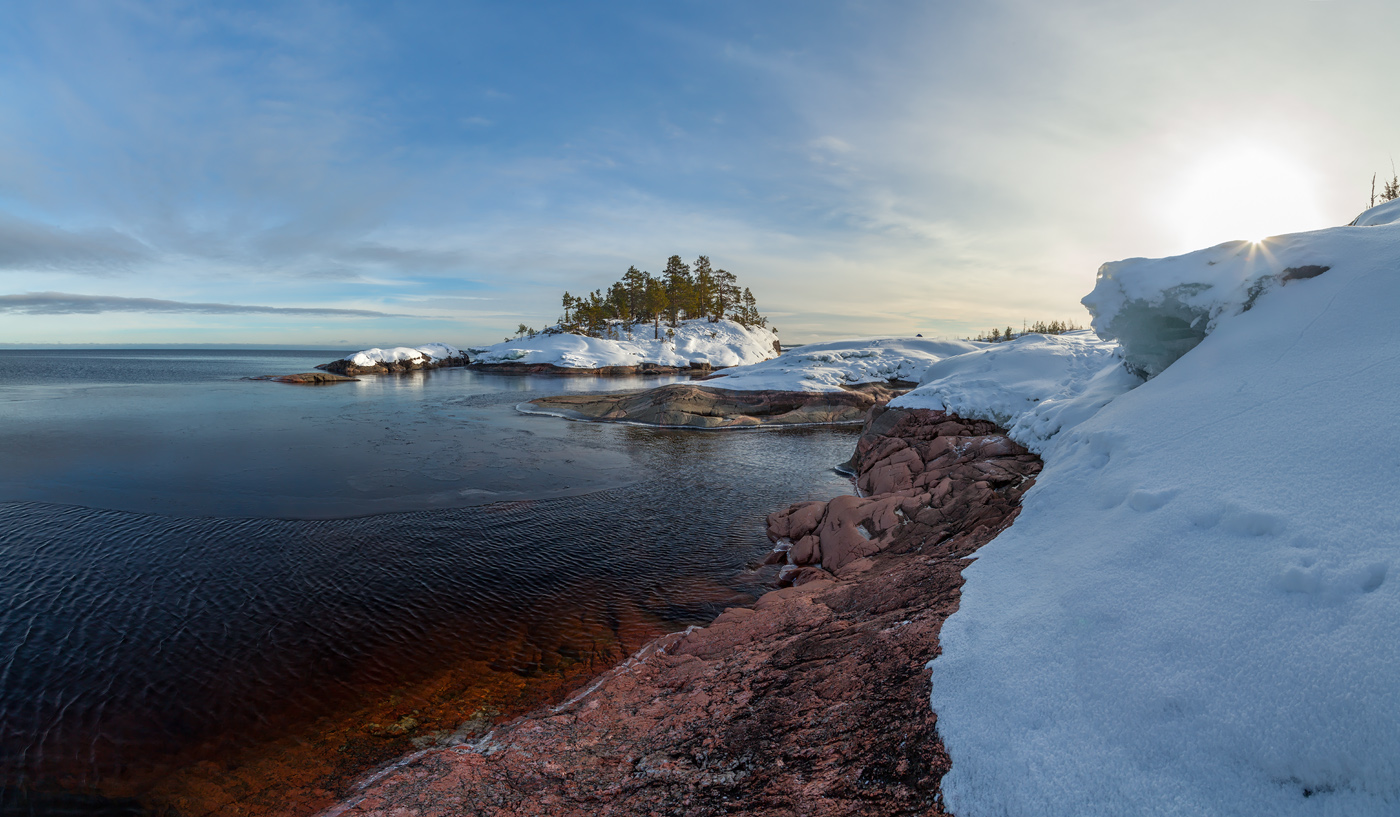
[0,350,858,815]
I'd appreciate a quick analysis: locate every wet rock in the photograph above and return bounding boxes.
[251,372,361,384]
[527,382,911,428]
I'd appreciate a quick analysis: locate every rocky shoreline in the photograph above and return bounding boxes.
[326,406,1041,816]
[525,381,915,428]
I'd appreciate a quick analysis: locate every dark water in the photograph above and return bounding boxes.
[0,350,857,810]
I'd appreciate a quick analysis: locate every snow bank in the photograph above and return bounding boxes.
[933,215,1400,815]
[890,331,1140,454]
[470,319,779,369]
[344,343,463,367]
[699,336,981,392]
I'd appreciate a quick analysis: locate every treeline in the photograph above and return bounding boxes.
[975,319,1083,343]
[553,255,769,339]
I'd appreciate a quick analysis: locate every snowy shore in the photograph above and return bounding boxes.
[328,204,1400,816]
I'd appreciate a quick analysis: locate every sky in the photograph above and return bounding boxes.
[1,0,1398,347]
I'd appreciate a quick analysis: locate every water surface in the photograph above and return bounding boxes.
[0,350,858,814]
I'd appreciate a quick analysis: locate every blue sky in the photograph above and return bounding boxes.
[2,0,1398,346]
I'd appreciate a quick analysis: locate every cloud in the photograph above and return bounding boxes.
[0,216,151,272]
[0,292,413,317]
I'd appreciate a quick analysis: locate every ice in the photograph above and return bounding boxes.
[469,319,778,369]
[1080,228,1357,377]
[931,213,1400,815]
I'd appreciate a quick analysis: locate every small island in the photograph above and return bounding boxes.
[470,255,782,374]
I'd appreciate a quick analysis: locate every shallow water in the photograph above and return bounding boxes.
[0,350,858,813]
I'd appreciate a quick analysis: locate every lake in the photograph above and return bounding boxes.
[0,349,859,816]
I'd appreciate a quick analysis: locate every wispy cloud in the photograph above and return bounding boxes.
[0,216,151,272]
[0,292,415,317]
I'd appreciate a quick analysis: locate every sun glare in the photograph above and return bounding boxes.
[1163,143,1326,251]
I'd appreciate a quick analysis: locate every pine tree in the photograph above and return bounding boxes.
[645,277,668,339]
[692,256,715,321]
[662,255,692,327]
[990,327,1001,342]
[713,269,739,322]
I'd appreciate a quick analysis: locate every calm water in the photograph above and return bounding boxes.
[0,350,857,812]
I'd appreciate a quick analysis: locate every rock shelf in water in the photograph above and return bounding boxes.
[525,381,913,428]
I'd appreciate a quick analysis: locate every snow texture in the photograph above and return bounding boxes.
[469,319,779,369]
[933,214,1400,815]
[344,343,463,367]
[890,331,1140,455]
[700,336,981,393]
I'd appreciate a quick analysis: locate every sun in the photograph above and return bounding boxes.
[1162,143,1326,251]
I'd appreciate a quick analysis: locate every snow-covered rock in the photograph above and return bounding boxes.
[932,214,1400,816]
[470,319,779,371]
[318,343,467,376]
[890,331,1141,455]
[699,336,981,392]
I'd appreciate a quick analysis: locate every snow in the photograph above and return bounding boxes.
[344,343,463,368]
[469,319,779,369]
[696,336,981,392]
[889,331,1140,454]
[1350,197,1400,226]
[931,215,1400,815]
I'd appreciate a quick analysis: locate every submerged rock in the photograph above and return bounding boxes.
[526,381,913,428]
[254,372,360,384]
[329,406,1040,816]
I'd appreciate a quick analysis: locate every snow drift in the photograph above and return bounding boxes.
[890,331,1140,455]
[932,202,1400,815]
[700,336,981,392]
[470,319,779,369]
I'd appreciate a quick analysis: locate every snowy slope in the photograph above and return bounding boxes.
[698,336,982,392]
[470,319,779,369]
[932,207,1400,815]
[890,331,1140,454]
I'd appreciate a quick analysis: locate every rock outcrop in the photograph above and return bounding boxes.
[327,407,1041,817]
[318,345,470,377]
[526,382,913,428]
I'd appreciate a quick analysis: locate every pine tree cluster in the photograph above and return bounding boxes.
[975,319,1082,343]
[552,255,768,340]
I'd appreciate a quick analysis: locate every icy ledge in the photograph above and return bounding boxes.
[1078,219,1379,377]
